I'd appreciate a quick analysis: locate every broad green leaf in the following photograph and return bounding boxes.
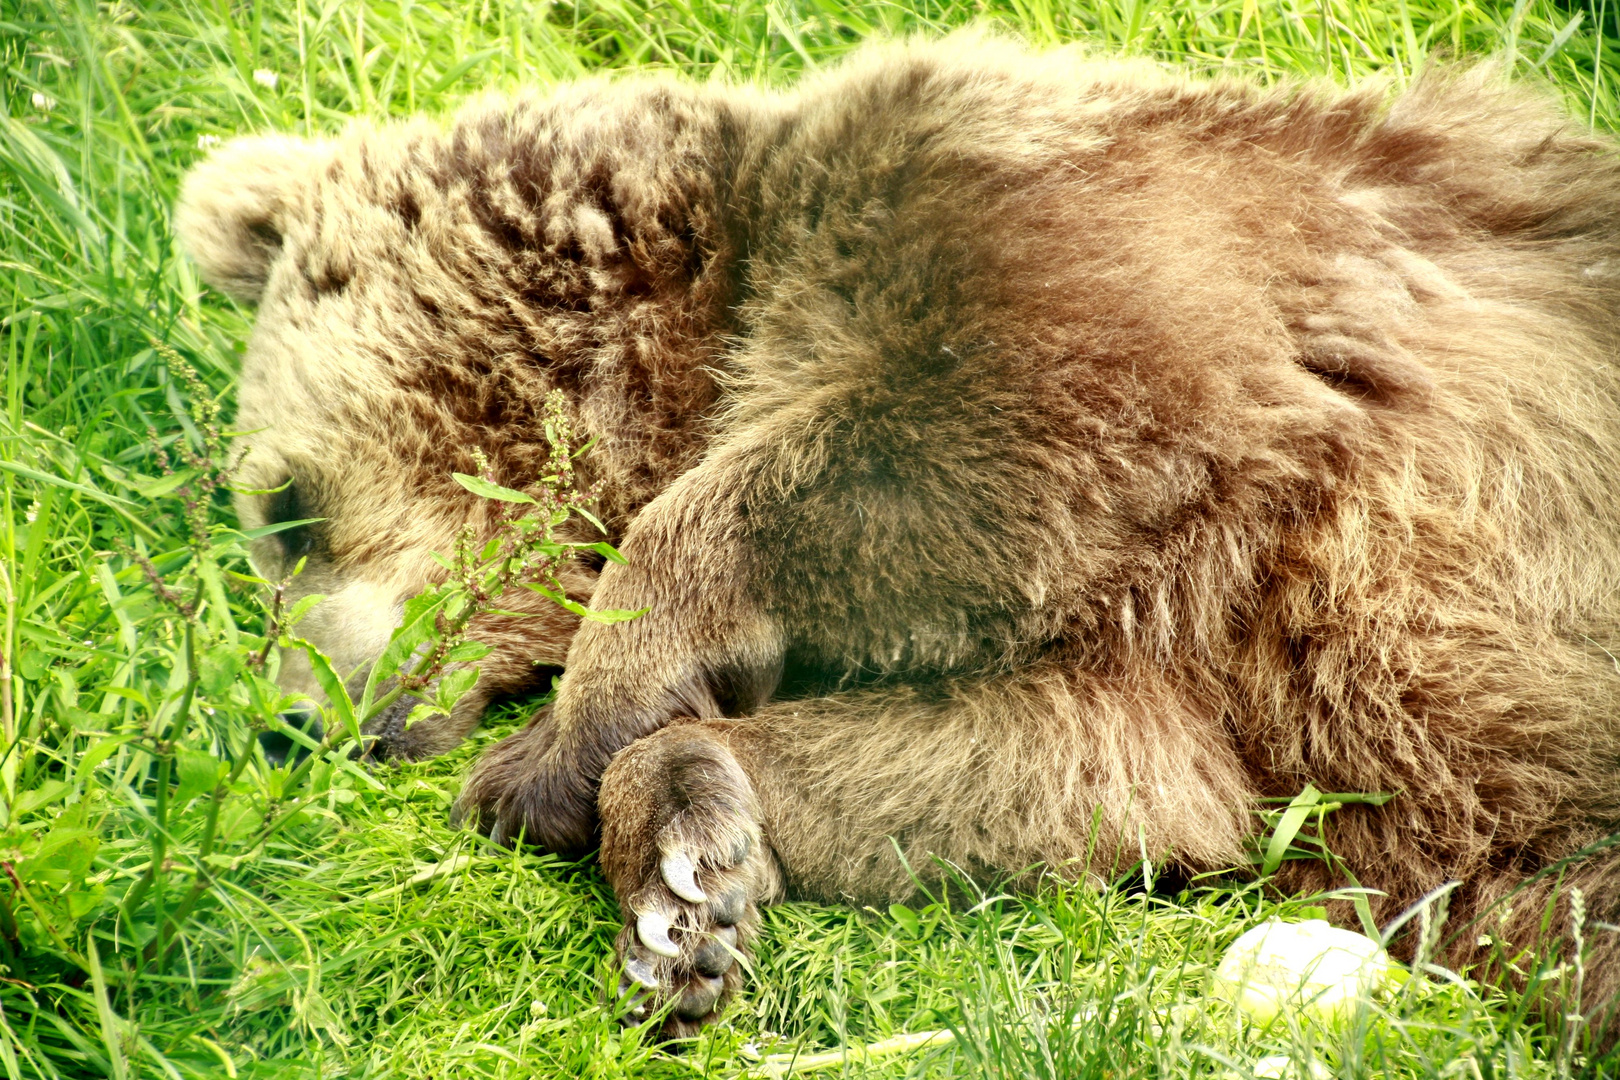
[523,583,648,624]
[434,665,481,712]
[287,636,359,745]
[52,668,79,709]
[521,584,588,616]
[1534,10,1586,68]
[1260,784,1321,878]
[285,592,328,627]
[402,702,443,730]
[174,748,225,807]
[75,735,136,784]
[580,605,651,625]
[238,517,325,542]
[94,561,138,653]
[68,883,106,920]
[452,472,536,504]
[17,648,48,680]
[14,779,70,816]
[425,47,502,95]
[85,936,128,1080]
[198,647,243,696]
[135,467,200,499]
[1315,791,1394,806]
[443,641,492,664]
[401,588,448,624]
[569,540,629,565]
[20,825,98,887]
[359,592,450,718]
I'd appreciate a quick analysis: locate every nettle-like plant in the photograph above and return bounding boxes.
[300,388,645,750]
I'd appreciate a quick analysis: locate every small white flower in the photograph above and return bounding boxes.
[31,92,54,111]
[1478,934,1493,947]
[24,501,39,524]
[197,134,221,150]
[252,69,278,90]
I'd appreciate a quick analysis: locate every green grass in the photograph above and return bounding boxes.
[3,0,1619,1076]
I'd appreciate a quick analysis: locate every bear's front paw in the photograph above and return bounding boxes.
[600,724,777,1038]
[451,708,600,854]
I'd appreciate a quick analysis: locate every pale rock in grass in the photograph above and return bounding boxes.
[1213,919,1390,1026]
[1247,1054,1330,1080]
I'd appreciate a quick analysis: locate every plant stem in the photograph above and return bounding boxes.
[2,862,86,969]
[0,560,14,812]
[143,742,253,964]
[126,616,201,969]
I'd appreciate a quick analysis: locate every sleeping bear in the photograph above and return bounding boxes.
[177,35,1620,1042]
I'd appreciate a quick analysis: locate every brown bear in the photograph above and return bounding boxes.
[177,35,1620,1044]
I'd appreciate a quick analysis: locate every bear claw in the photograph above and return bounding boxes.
[622,954,661,990]
[636,910,680,958]
[661,851,707,903]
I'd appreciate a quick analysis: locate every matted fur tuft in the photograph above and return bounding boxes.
[182,35,1620,1043]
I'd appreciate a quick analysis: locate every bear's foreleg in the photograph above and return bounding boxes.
[456,459,784,852]
[598,663,1260,1036]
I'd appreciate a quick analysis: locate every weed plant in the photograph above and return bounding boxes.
[3,0,1619,1076]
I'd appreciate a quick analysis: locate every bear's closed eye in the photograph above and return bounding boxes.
[266,478,316,560]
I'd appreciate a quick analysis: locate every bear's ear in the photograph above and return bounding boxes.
[175,134,331,303]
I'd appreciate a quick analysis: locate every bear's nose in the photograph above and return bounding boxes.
[258,706,324,767]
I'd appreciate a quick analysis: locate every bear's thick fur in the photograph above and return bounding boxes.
[179,36,1620,1042]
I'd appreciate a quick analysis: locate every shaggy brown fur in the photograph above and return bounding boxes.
[179,36,1620,1044]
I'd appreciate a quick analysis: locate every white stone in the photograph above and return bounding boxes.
[1250,1054,1330,1080]
[1212,919,1389,1025]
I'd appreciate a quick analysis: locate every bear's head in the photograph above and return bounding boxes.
[174,86,734,756]
[180,132,488,725]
